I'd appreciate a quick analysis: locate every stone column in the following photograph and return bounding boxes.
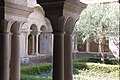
[35,34,39,55]
[31,34,35,55]
[38,33,41,54]
[52,16,65,80]
[0,20,10,80]
[53,32,64,80]
[74,35,78,52]
[10,33,20,80]
[0,32,10,80]
[72,34,75,52]
[25,33,29,56]
[64,32,73,80]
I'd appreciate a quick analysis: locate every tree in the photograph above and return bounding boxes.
[75,2,119,63]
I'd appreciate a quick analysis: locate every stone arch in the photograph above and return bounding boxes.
[38,25,47,54]
[40,25,47,32]
[7,20,16,33]
[30,24,38,31]
[20,22,29,32]
[38,18,53,54]
[27,5,46,31]
[45,18,53,32]
[7,20,24,34]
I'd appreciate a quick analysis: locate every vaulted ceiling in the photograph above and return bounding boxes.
[37,0,66,20]
[37,0,65,10]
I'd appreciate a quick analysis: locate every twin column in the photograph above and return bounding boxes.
[64,32,73,80]
[52,17,73,80]
[25,33,40,55]
[53,29,73,80]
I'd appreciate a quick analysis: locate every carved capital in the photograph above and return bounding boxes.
[0,20,8,33]
[64,17,76,34]
[52,16,65,33]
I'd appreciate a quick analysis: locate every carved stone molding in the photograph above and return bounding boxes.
[64,1,87,14]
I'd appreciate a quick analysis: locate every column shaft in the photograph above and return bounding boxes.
[0,32,10,80]
[64,33,73,80]
[32,35,35,55]
[25,34,29,56]
[38,34,41,54]
[35,34,38,54]
[10,33,20,80]
[53,33,64,80]
[72,34,75,52]
[74,35,78,51]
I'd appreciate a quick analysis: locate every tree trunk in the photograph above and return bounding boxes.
[99,38,105,63]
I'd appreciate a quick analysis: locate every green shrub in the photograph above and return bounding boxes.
[73,68,79,74]
[86,63,119,73]
[73,57,119,65]
[21,63,52,75]
[73,62,119,73]
[104,58,120,65]
[73,62,88,70]
[21,74,52,80]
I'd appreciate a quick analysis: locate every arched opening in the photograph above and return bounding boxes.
[28,24,38,55]
[39,25,47,54]
[28,34,32,55]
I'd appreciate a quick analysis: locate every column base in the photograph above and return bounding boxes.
[35,53,39,55]
[31,53,39,55]
[31,53,35,55]
[72,50,78,53]
[25,54,28,57]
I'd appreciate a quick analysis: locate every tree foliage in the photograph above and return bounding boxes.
[75,2,119,43]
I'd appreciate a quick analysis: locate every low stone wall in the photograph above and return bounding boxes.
[20,54,53,65]
[73,52,114,59]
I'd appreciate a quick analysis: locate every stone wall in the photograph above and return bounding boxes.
[20,54,53,65]
[77,41,109,52]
